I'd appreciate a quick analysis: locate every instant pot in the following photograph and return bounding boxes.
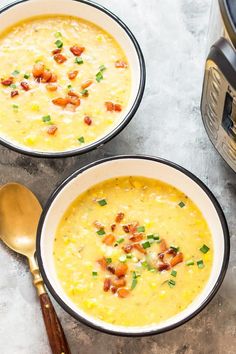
[201,0,236,172]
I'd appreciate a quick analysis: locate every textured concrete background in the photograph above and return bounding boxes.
[0,0,236,353]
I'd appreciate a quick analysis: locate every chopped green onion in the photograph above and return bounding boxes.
[12,70,20,76]
[97,199,107,206]
[92,271,98,277]
[119,255,127,262]
[116,237,125,244]
[10,84,17,89]
[186,260,194,266]
[200,244,210,254]
[55,32,62,38]
[96,229,105,236]
[142,241,151,249]
[197,260,205,269]
[55,39,63,48]
[171,270,177,277]
[96,71,103,82]
[131,277,137,290]
[126,254,132,259]
[81,89,88,96]
[12,104,18,109]
[168,279,176,288]
[24,73,30,79]
[137,226,145,233]
[149,268,156,273]
[67,84,72,89]
[141,261,148,268]
[78,136,85,143]
[178,201,185,208]
[170,245,180,253]
[106,258,112,264]
[99,65,106,72]
[42,115,51,122]
[75,56,84,64]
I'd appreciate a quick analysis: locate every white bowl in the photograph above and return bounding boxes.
[37,155,230,336]
[0,0,145,157]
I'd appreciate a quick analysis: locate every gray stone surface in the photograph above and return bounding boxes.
[0,0,236,353]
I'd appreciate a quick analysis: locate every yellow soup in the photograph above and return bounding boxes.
[0,16,131,152]
[54,176,213,327]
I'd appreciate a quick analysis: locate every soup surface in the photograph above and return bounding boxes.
[0,16,131,152]
[54,176,213,327]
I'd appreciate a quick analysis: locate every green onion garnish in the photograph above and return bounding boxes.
[200,244,210,254]
[197,260,205,269]
[92,271,98,277]
[55,32,62,38]
[81,89,88,96]
[142,241,151,249]
[12,70,20,76]
[126,254,132,259]
[171,270,177,277]
[96,229,105,236]
[116,237,125,244]
[131,272,140,290]
[170,245,180,253]
[67,84,72,89]
[186,260,194,266]
[149,268,156,272]
[42,115,51,122]
[75,56,84,65]
[24,73,30,79]
[12,104,18,109]
[96,71,103,82]
[55,39,63,48]
[106,258,112,264]
[97,199,107,206]
[178,201,185,208]
[141,261,148,268]
[137,226,145,233]
[168,279,176,288]
[78,136,85,143]
[10,84,17,89]
[99,65,106,72]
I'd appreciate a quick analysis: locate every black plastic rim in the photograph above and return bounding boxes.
[36,155,230,337]
[0,0,146,158]
[219,0,236,48]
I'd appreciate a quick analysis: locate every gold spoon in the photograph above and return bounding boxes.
[0,183,71,354]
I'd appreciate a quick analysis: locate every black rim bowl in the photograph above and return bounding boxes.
[36,155,230,337]
[0,0,146,158]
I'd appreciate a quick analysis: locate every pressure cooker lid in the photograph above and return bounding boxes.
[219,0,236,48]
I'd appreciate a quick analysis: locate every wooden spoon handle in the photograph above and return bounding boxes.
[40,293,71,354]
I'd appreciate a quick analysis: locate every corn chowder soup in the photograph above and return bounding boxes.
[54,177,213,327]
[0,16,131,152]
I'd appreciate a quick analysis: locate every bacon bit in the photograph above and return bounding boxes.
[41,70,52,83]
[133,243,147,254]
[68,70,78,80]
[81,80,93,90]
[129,234,143,242]
[111,277,126,288]
[115,263,128,278]
[1,78,13,86]
[103,278,111,292]
[117,288,130,298]
[50,73,58,83]
[159,239,168,253]
[47,125,58,135]
[128,223,138,234]
[11,90,19,98]
[105,101,114,112]
[20,82,30,91]
[84,116,92,126]
[65,103,76,112]
[111,224,116,232]
[107,265,115,274]
[102,234,115,246]
[54,53,67,64]
[46,83,58,91]
[115,212,125,223]
[93,221,104,229]
[166,248,177,255]
[157,263,170,272]
[115,60,128,68]
[67,95,81,107]
[70,45,85,56]
[170,252,184,267]
[123,225,129,233]
[52,97,69,107]
[158,253,165,260]
[52,48,62,55]
[111,286,117,294]
[32,63,45,78]
[97,257,107,270]
[114,104,122,112]
[122,244,133,254]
